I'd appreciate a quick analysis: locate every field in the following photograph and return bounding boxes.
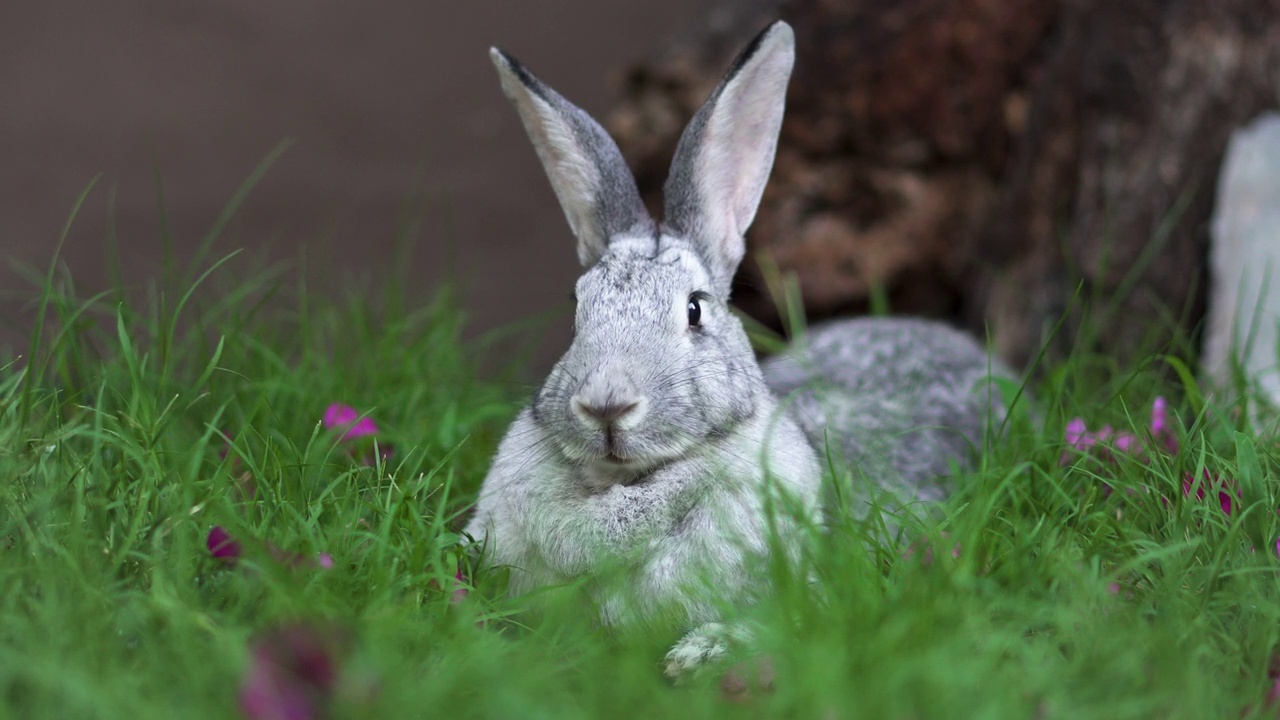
[3,185,1280,719]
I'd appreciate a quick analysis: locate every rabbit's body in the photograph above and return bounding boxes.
[468,393,820,628]
[466,22,1012,677]
[765,317,1009,514]
[466,242,824,629]
[467,315,1005,620]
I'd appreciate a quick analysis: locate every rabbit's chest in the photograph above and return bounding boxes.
[518,472,759,627]
[523,467,705,573]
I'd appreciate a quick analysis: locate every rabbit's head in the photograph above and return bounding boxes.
[491,22,794,481]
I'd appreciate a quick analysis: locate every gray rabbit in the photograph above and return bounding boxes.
[464,21,1013,678]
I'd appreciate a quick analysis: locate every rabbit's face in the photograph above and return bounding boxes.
[490,22,795,480]
[534,240,762,478]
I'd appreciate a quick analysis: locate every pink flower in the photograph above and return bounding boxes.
[323,404,379,441]
[1060,397,1177,465]
[239,623,349,720]
[207,526,333,571]
[1059,421,1138,464]
[322,404,392,464]
[451,568,469,604]
[1148,397,1181,454]
[1177,471,1280,560]
[428,566,471,603]
[1064,418,1089,450]
[1112,432,1139,453]
[1064,399,1266,547]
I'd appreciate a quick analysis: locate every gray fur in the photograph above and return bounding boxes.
[490,48,654,266]
[468,21,1015,679]
[764,317,1012,520]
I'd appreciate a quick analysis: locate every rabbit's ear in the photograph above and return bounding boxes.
[490,48,653,267]
[662,21,794,294]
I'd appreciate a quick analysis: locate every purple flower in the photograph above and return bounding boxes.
[1182,470,1238,516]
[1266,655,1280,710]
[323,404,379,441]
[239,623,348,720]
[208,525,243,563]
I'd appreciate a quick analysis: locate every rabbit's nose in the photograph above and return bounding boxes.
[572,366,647,429]
[573,397,640,424]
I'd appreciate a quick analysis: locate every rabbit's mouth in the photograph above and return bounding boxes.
[574,428,651,471]
[600,429,633,465]
[580,430,688,475]
[558,411,694,474]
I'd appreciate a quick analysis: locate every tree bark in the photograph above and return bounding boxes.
[607,0,1280,369]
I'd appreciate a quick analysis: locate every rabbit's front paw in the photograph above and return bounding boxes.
[663,622,735,682]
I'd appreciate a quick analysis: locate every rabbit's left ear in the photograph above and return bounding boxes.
[663,22,794,295]
[490,48,654,267]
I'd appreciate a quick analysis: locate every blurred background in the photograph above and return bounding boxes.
[0,0,706,371]
[3,0,1278,380]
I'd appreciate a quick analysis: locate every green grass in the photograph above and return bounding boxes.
[5,193,1280,720]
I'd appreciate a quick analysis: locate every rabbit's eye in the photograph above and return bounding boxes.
[687,295,702,327]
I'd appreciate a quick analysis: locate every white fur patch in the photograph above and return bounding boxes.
[663,623,731,681]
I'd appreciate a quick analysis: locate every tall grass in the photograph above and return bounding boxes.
[3,179,1280,719]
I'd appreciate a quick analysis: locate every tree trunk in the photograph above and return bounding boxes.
[606,0,1280,369]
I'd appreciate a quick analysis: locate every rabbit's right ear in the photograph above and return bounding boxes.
[490,48,653,267]
[662,22,794,296]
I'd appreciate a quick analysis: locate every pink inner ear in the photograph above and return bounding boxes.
[702,42,792,238]
[667,23,793,294]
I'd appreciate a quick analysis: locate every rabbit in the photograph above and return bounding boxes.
[464,20,1013,680]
